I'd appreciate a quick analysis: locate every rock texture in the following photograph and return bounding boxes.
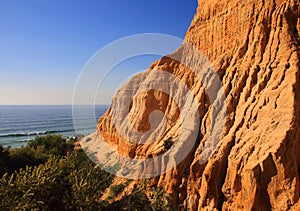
[93,0,300,210]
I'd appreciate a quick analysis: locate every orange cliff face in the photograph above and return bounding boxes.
[89,0,300,210]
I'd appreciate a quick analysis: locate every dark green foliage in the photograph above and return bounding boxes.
[0,134,75,175]
[105,182,174,211]
[163,138,174,150]
[110,183,125,197]
[8,145,48,172]
[0,145,10,175]
[0,134,178,210]
[28,134,73,156]
[150,187,173,211]
[105,189,151,211]
[0,151,114,211]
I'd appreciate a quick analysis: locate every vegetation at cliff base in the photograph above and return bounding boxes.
[0,135,175,210]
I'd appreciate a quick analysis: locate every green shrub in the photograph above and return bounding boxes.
[0,134,75,175]
[28,134,74,156]
[0,151,114,210]
[9,145,48,172]
[110,183,125,197]
[150,187,173,211]
[0,134,179,210]
[0,145,10,176]
[105,181,175,211]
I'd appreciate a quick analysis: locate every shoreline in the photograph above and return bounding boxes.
[0,132,90,149]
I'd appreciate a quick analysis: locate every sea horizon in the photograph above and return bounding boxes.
[0,104,109,148]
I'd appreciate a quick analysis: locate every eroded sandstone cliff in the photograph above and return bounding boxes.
[88,0,300,210]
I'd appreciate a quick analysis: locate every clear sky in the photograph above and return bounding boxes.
[0,0,197,105]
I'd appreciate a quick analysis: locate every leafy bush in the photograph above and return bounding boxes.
[8,145,48,172]
[105,189,151,211]
[150,187,173,211]
[0,134,179,210]
[0,145,10,176]
[0,134,75,175]
[105,181,175,211]
[0,151,114,210]
[110,183,125,197]
[28,134,74,156]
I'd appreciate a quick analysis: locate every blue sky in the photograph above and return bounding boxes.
[0,0,197,105]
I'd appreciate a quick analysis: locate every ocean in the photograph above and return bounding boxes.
[0,105,109,148]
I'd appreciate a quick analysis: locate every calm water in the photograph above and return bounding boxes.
[0,105,109,148]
